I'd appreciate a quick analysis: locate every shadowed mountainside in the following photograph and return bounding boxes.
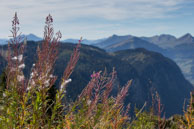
[0,41,193,117]
[93,34,194,85]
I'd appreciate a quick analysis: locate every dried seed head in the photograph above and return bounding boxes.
[12,56,17,60]
[44,79,50,88]
[45,14,53,24]
[18,54,23,62]
[87,100,92,105]
[12,12,19,26]
[18,63,25,69]
[56,31,62,39]
[60,78,72,92]
[17,75,24,82]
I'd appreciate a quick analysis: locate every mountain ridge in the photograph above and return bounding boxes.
[1,33,194,84]
[92,33,194,85]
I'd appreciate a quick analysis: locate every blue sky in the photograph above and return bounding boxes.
[0,0,194,40]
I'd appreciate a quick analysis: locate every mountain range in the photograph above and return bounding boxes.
[0,41,193,117]
[2,33,194,85]
[0,34,106,45]
[141,33,194,48]
[1,33,193,47]
[92,33,194,84]
[0,34,42,44]
[93,33,194,49]
[95,35,165,54]
[23,33,42,41]
[63,38,107,45]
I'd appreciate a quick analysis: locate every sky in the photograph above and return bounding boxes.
[0,0,194,40]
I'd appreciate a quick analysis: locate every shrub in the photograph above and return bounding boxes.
[179,92,194,129]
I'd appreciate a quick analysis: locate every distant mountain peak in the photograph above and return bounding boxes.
[109,34,133,38]
[178,33,194,44]
[159,34,176,38]
[28,33,36,36]
[112,34,118,37]
[160,34,174,36]
[180,33,193,39]
[24,34,42,41]
[94,34,134,48]
[140,34,177,48]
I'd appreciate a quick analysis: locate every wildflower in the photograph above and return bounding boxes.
[17,75,24,82]
[60,78,72,92]
[11,56,17,60]
[65,78,72,84]
[10,67,16,72]
[3,93,6,97]
[30,70,38,79]
[91,72,100,78]
[26,86,31,91]
[87,100,92,105]
[11,54,23,62]
[18,54,23,62]
[39,75,44,80]
[44,79,50,88]
[30,72,34,78]
[18,63,25,69]
[31,80,35,85]
[56,31,62,38]
[49,74,54,78]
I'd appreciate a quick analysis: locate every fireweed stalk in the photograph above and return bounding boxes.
[6,13,26,94]
[0,13,27,128]
[64,70,132,128]
[0,13,145,128]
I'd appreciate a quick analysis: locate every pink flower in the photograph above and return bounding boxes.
[91,72,100,78]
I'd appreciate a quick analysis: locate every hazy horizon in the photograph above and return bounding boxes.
[1,32,194,41]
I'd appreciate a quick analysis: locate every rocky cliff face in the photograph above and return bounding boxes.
[114,48,193,117]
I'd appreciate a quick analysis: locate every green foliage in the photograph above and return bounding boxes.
[179,92,194,129]
[131,110,156,129]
